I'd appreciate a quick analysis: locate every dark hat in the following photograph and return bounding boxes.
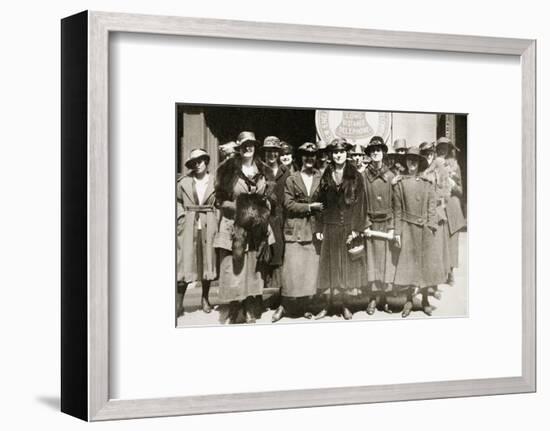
[328,137,351,152]
[365,135,388,154]
[393,138,408,152]
[184,148,210,169]
[436,136,460,152]
[404,147,429,172]
[349,143,366,155]
[280,141,293,155]
[297,142,318,155]
[235,131,259,148]
[419,141,435,154]
[262,136,282,151]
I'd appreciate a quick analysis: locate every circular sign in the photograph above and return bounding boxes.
[315,110,391,146]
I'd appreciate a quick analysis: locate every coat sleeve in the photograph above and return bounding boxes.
[176,182,185,225]
[352,175,370,232]
[392,181,403,236]
[426,184,437,231]
[283,176,311,216]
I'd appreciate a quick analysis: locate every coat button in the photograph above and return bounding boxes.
[418,218,423,223]
[377,195,382,201]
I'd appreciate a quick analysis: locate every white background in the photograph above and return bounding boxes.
[111,33,518,399]
[0,0,545,429]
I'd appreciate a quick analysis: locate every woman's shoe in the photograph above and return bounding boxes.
[366,299,377,315]
[201,297,213,313]
[402,301,413,318]
[342,307,353,320]
[271,306,285,323]
[314,308,328,320]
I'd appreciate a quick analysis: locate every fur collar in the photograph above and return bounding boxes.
[320,161,361,205]
[365,163,390,183]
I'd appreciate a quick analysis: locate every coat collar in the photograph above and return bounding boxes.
[365,163,390,183]
[181,173,215,204]
[294,169,321,196]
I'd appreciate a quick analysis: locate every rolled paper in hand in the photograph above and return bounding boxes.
[366,230,394,241]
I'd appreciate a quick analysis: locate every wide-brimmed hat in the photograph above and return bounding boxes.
[235,131,259,148]
[261,136,282,152]
[393,138,408,152]
[436,136,460,152]
[328,137,352,152]
[419,141,435,154]
[184,148,210,169]
[404,147,429,172]
[365,135,388,154]
[349,143,366,155]
[297,142,318,155]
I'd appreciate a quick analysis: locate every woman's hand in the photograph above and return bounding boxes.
[309,202,324,212]
[363,228,372,238]
[346,231,359,244]
[393,234,401,248]
[315,232,324,241]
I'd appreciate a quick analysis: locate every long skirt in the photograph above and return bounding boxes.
[318,223,367,295]
[394,222,446,288]
[448,228,460,269]
[423,222,449,287]
[365,219,397,286]
[281,242,319,298]
[218,249,264,302]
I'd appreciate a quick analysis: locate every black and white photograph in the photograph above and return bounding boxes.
[176,104,468,326]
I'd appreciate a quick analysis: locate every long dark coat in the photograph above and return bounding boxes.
[281,170,322,297]
[363,164,397,285]
[317,163,370,294]
[393,174,442,287]
[176,174,218,282]
[263,163,292,267]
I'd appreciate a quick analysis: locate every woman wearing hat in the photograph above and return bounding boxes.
[349,143,368,174]
[437,137,466,285]
[271,142,324,322]
[279,141,298,174]
[419,141,451,303]
[176,148,218,318]
[213,131,274,324]
[362,136,397,315]
[392,147,437,317]
[387,138,408,176]
[315,140,330,175]
[260,136,290,292]
[314,138,370,320]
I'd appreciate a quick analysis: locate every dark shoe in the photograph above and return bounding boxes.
[422,305,433,316]
[304,312,313,319]
[383,303,393,314]
[342,307,353,320]
[402,301,413,318]
[272,306,285,323]
[366,299,377,315]
[314,308,328,320]
[201,297,213,313]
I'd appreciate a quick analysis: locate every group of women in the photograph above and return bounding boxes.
[176,131,465,323]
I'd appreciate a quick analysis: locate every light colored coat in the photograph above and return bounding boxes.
[176,174,218,282]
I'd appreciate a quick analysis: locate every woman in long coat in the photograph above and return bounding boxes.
[392,147,437,317]
[362,136,397,315]
[315,138,370,320]
[176,148,218,317]
[272,142,324,322]
[213,131,274,324]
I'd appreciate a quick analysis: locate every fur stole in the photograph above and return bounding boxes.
[320,161,361,205]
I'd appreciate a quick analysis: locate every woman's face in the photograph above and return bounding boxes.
[279,153,293,166]
[332,149,347,165]
[301,154,316,169]
[264,149,279,165]
[189,158,207,175]
[351,153,364,167]
[240,142,255,159]
[424,151,435,165]
[406,158,419,174]
[395,148,407,155]
[369,147,384,163]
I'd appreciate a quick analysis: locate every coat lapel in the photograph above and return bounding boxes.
[181,177,196,203]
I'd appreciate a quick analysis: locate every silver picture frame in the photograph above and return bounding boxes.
[61,10,536,421]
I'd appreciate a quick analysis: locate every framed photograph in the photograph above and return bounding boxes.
[61,11,536,421]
